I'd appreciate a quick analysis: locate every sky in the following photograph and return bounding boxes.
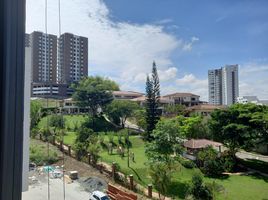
[26,0,268,101]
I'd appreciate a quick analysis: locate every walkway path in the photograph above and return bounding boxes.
[236,151,268,162]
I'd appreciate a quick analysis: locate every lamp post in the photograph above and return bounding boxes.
[127,126,130,168]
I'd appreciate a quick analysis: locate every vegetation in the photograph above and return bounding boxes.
[145,62,161,141]
[49,114,65,129]
[186,173,216,200]
[209,103,268,156]
[30,100,43,130]
[30,140,58,165]
[106,100,139,128]
[72,76,119,117]
[31,83,268,200]
[163,104,186,117]
[145,118,183,163]
[178,115,211,139]
[74,126,95,160]
[149,162,174,200]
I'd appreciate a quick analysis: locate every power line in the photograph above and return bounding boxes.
[44,0,50,199]
[58,1,66,199]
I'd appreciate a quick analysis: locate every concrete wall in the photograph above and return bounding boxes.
[22,47,31,191]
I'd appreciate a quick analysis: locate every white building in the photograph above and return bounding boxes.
[208,69,222,105]
[237,96,268,105]
[222,65,239,105]
[208,65,239,106]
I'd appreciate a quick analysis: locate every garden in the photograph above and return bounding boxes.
[34,114,268,200]
[30,75,268,200]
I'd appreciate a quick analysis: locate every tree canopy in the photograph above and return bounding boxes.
[145,118,184,163]
[106,100,139,128]
[177,115,211,139]
[30,100,43,129]
[72,76,119,116]
[209,103,268,155]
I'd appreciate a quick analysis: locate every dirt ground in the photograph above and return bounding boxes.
[26,139,149,200]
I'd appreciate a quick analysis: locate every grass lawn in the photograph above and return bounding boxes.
[38,115,86,130]
[33,98,61,108]
[100,135,268,200]
[64,132,77,145]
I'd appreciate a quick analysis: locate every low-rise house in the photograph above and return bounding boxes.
[130,95,174,107]
[186,104,226,116]
[163,92,200,107]
[59,98,89,114]
[112,91,144,100]
[183,139,223,160]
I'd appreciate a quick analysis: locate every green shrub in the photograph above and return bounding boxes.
[181,159,196,169]
[187,173,214,200]
[30,145,58,166]
[83,116,118,132]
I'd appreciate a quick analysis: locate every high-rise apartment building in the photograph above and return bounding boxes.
[222,65,239,105]
[208,65,239,105]
[28,31,57,83]
[57,33,88,84]
[208,69,223,105]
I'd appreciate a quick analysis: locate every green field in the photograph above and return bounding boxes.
[38,115,86,130]
[37,115,268,199]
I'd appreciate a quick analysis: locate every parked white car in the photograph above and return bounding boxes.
[89,191,110,200]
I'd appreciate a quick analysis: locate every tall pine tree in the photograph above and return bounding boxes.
[145,61,161,141]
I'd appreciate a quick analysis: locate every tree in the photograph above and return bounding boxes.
[145,118,184,164]
[187,173,214,200]
[149,162,173,200]
[209,103,268,156]
[178,115,211,139]
[88,136,101,165]
[74,125,95,160]
[49,114,65,129]
[72,76,119,117]
[106,100,139,128]
[197,146,224,176]
[145,62,161,141]
[133,108,147,130]
[30,100,43,130]
[163,104,186,116]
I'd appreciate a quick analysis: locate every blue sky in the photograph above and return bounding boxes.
[26,0,268,100]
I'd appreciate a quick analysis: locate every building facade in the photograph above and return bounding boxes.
[112,91,144,100]
[26,32,88,98]
[208,65,239,105]
[163,93,200,107]
[28,31,58,83]
[57,33,88,84]
[31,82,73,98]
[208,69,222,105]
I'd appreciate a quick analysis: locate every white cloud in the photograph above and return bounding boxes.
[239,62,268,99]
[27,0,184,83]
[26,0,201,93]
[182,36,200,51]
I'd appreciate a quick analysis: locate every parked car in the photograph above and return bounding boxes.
[89,191,110,200]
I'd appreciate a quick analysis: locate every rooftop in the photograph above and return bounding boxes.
[163,92,200,98]
[183,139,223,149]
[131,96,174,103]
[187,104,226,111]
[112,90,144,96]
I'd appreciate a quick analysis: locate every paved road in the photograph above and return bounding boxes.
[236,151,268,162]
